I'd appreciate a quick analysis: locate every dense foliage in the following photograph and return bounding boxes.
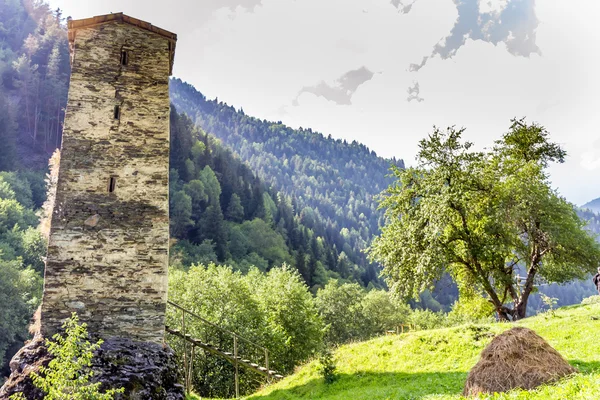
[0,171,46,378]
[0,0,70,170]
[167,264,323,397]
[0,0,67,378]
[169,108,363,288]
[170,78,404,286]
[370,120,600,320]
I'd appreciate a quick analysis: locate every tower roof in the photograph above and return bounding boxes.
[68,12,177,74]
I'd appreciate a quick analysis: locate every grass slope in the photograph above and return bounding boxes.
[246,303,600,400]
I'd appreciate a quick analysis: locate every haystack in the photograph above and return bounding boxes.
[463,327,576,396]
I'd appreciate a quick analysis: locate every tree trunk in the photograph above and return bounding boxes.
[495,306,512,322]
[513,257,539,320]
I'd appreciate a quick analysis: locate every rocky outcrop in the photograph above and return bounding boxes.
[0,337,184,400]
[0,336,49,400]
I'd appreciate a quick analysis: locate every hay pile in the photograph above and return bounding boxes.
[463,327,577,396]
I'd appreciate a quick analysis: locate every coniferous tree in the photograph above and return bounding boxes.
[225,193,244,223]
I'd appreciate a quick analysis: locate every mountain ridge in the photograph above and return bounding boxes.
[582,197,600,214]
[169,77,405,285]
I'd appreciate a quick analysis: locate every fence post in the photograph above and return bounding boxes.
[234,335,239,398]
[188,345,195,392]
[182,309,188,394]
[265,348,269,375]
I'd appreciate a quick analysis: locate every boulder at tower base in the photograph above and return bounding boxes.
[0,335,184,400]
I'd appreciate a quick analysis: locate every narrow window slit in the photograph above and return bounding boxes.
[113,105,120,120]
[120,50,128,66]
[108,177,117,193]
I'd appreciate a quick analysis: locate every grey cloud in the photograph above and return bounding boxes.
[390,0,419,14]
[293,67,376,106]
[409,56,429,72]
[410,0,540,72]
[407,82,424,102]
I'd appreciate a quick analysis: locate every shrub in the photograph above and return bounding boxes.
[581,295,600,305]
[11,313,123,400]
[317,349,337,384]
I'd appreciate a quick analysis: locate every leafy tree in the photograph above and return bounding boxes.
[183,179,207,220]
[170,239,218,268]
[18,226,46,273]
[11,313,123,400]
[198,166,221,207]
[236,252,268,273]
[369,120,600,320]
[239,218,290,267]
[199,205,227,261]
[316,280,370,344]
[361,289,411,334]
[248,266,323,373]
[0,172,34,209]
[167,264,267,398]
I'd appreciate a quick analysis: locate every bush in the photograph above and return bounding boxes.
[10,313,123,400]
[581,295,600,305]
[317,349,337,384]
[316,281,371,344]
[406,309,446,331]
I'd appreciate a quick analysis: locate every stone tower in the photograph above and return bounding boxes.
[41,13,177,344]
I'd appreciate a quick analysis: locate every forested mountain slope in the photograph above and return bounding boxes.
[0,0,70,170]
[579,208,600,235]
[582,198,600,215]
[170,78,405,284]
[169,108,356,287]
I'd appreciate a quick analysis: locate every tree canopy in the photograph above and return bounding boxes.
[369,119,600,320]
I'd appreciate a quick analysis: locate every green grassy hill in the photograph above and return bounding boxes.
[241,302,600,400]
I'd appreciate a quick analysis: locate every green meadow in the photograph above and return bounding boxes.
[199,303,600,400]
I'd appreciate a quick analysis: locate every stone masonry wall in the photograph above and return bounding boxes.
[41,21,172,344]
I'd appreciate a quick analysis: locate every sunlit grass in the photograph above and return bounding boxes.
[242,303,600,400]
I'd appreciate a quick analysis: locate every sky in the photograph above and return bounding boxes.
[46,0,600,205]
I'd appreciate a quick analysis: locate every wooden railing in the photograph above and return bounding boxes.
[166,300,274,397]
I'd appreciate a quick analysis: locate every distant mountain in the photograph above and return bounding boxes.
[170,78,405,285]
[579,208,600,237]
[582,198,600,215]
